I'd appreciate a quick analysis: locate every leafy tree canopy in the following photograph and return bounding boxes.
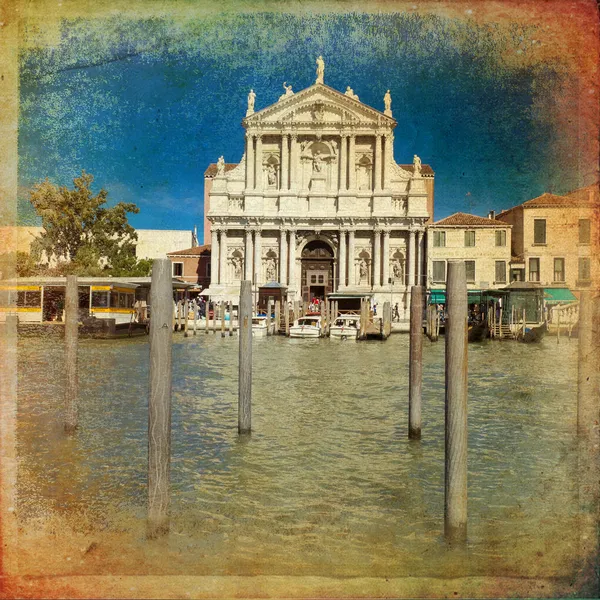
[28,171,150,277]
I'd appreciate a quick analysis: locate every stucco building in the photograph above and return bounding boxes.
[167,244,211,288]
[496,184,599,292]
[427,212,512,293]
[203,58,434,315]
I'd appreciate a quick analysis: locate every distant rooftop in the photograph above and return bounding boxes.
[204,164,239,178]
[167,244,211,256]
[431,212,509,228]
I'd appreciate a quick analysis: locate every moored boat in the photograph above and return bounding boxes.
[467,320,489,342]
[519,322,547,343]
[289,315,322,338]
[251,315,275,337]
[329,314,360,340]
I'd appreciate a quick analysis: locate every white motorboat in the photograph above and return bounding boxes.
[289,315,322,338]
[236,315,275,337]
[329,314,360,340]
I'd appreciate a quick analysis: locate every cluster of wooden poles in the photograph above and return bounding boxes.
[54,260,599,549]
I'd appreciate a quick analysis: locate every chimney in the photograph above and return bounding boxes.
[488,210,496,220]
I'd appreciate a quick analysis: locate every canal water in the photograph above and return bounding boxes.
[16,333,581,577]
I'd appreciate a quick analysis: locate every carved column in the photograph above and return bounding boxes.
[253,229,262,286]
[255,134,263,191]
[417,230,424,286]
[290,134,298,190]
[382,229,390,285]
[347,229,356,287]
[244,228,253,281]
[339,134,347,192]
[372,228,381,288]
[338,229,347,288]
[246,132,254,190]
[210,227,219,286]
[280,228,288,285]
[288,228,296,289]
[374,134,382,191]
[348,135,356,190]
[408,229,416,287]
[382,133,391,189]
[281,133,289,191]
[219,228,228,284]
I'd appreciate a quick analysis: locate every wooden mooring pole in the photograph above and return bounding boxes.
[147,259,173,538]
[221,301,226,338]
[192,300,197,335]
[212,302,217,334]
[205,300,210,334]
[238,280,252,434]
[229,301,233,336]
[184,299,190,337]
[409,286,423,439]
[285,300,290,336]
[444,261,468,545]
[577,291,596,437]
[64,274,79,433]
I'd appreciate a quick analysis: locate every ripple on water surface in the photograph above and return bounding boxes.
[17,333,582,577]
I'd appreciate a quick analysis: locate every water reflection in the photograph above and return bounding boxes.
[17,333,581,576]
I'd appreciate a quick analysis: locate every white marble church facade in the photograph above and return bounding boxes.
[205,59,433,316]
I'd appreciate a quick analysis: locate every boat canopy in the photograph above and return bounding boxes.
[544,287,577,305]
[327,293,372,299]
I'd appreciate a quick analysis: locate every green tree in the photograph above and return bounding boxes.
[29,171,146,276]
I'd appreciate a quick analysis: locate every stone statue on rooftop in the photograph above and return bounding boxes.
[384,90,392,116]
[316,55,325,84]
[345,86,359,101]
[413,154,422,176]
[216,156,225,175]
[279,82,294,101]
[246,89,256,116]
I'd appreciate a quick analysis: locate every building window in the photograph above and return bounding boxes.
[533,219,546,244]
[311,274,317,284]
[495,230,506,247]
[495,261,507,283]
[318,275,324,284]
[16,291,41,308]
[579,219,591,244]
[110,292,119,308]
[553,258,565,282]
[432,261,446,283]
[464,230,475,247]
[172,262,183,277]
[529,257,540,282]
[511,268,525,282]
[464,260,476,282]
[578,257,591,282]
[91,291,109,308]
[433,231,446,247]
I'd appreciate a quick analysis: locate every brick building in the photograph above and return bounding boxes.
[427,212,512,293]
[496,184,599,292]
[166,244,211,288]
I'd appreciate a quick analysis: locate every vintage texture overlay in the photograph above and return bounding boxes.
[0,0,598,598]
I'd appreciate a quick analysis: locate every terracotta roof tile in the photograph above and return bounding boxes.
[430,212,509,227]
[204,164,239,177]
[167,244,211,256]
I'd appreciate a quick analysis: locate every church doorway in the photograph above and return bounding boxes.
[301,239,335,303]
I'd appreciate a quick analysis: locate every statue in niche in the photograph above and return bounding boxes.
[384,89,392,112]
[359,259,368,282]
[413,154,422,176]
[266,258,277,282]
[216,156,225,175]
[231,255,243,280]
[392,261,404,280]
[279,82,294,101]
[316,55,325,84]
[266,163,277,186]
[312,151,323,173]
[246,89,256,115]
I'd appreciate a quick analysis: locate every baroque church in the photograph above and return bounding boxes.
[203,57,434,317]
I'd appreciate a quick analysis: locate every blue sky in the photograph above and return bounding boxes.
[18,11,589,242]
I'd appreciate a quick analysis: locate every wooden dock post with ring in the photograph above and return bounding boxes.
[229,301,234,336]
[409,285,423,440]
[64,274,79,433]
[147,259,173,538]
[444,261,468,545]
[238,280,252,435]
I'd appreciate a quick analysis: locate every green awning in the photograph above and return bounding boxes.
[429,290,446,304]
[544,287,577,305]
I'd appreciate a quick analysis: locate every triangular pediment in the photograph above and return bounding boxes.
[244,83,395,128]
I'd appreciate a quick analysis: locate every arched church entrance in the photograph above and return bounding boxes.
[301,239,335,303]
